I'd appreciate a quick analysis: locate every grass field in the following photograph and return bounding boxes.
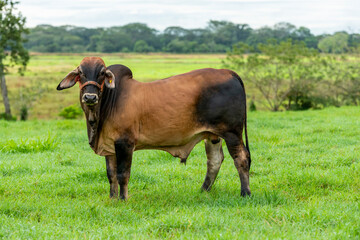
[1,106,359,239]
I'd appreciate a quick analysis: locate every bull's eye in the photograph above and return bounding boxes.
[100,71,105,76]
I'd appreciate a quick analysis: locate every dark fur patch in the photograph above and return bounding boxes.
[114,137,134,200]
[114,137,134,179]
[195,76,246,132]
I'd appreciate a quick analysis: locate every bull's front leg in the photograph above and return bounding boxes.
[105,155,118,198]
[115,138,134,200]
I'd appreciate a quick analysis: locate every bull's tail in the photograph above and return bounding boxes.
[244,98,251,167]
[231,71,251,167]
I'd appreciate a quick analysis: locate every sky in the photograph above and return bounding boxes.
[16,0,360,35]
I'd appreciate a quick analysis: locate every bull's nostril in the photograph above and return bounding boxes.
[83,94,98,104]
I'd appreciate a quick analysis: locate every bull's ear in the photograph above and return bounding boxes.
[104,69,115,89]
[57,68,80,90]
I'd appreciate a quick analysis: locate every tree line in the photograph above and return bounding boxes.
[24,21,360,54]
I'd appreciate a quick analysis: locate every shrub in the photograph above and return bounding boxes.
[0,113,16,121]
[59,104,83,119]
[249,100,257,111]
[20,105,28,121]
[0,134,58,153]
[285,90,313,111]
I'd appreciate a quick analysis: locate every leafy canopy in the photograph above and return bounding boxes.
[0,0,29,73]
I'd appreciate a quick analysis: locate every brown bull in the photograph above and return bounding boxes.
[57,57,251,200]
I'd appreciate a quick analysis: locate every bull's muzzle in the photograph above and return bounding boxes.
[82,93,99,106]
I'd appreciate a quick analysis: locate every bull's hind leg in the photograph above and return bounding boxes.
[105,155,118,198]
[201,137,224,191]
[224,133,251,197]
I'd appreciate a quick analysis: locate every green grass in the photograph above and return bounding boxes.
[0,107,359,239]
[0,133,58,153]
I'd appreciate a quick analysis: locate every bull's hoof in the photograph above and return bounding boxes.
[180,158,187,165]
[241,189,251,197]
[201,176,213,192]
[201,185,211,192]
[119,195,128,201]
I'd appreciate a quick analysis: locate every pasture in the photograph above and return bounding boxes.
[1,107,359,239]
[0,53,359,239]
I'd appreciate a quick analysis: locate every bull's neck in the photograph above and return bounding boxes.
[86,77,136,151]
[86,106,101,151]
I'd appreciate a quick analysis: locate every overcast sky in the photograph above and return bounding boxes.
[17,0,359,35]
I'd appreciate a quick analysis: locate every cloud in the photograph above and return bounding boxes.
[17,0,360,34]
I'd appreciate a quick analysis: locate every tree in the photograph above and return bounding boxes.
[273,22,297,41]
[246,26,275,49]
[133,40,154,53]
[348,33,360,52]
[96,27,131,53]
[121,23,159,50]
[207,20,252,46]
[0,0,29,119]
[224,39,319,111]
[293,26,318,49]
[318,32,349,53]
[165,39,197,53]
[246,23,319,51]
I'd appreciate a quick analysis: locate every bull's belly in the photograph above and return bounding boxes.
[135,129,217,159]
[95,126,219,158]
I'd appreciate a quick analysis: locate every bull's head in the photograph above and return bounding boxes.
[57,57,115,127]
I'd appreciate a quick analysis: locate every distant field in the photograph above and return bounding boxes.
[0,107,359,239]
[1,53,225,119]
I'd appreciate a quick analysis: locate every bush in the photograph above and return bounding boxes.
[286,90,313,111]
[0,134,58,153]
[59,104,83,119]
[249,100,257,111]
[0,113,16,121]
[20,105,28,121]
